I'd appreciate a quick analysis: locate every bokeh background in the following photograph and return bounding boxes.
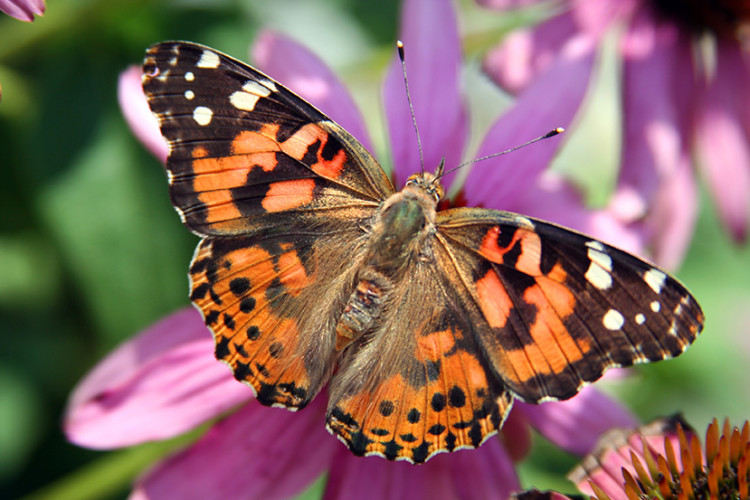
[1,0,749,498]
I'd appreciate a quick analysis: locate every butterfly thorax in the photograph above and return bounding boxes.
[334,173,442,351]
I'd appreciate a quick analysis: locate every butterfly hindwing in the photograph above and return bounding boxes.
[190,226,370,409]
[326,255,513,463]
[435,207,704,403]
[142,41,394,237]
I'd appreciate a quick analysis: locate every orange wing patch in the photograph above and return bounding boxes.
[475,270,513,329]
[480,225,543,276]
[327,322,513,463]
[189,240,316,408]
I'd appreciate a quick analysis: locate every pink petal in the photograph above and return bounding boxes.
[476,0,546,8]
[695,41,750,243]
[644,155,698,270]
[65,308,251,449]
[0,0,44,21]
[617,5,695,212]
[483,12,580,94]
[465,36,595,210]
[572,416,693,499]
[252,30,374,154]
[568,0,638,39]
[383,0,467,189]
[119,66,168,163]
[324,438,519,499]
[132,397,335,500]
[518,385,638,456]
[511,173,645,255]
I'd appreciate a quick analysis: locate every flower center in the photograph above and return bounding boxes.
[650,0,750,41]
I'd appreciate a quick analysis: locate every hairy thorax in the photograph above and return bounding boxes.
[334,174,441,350]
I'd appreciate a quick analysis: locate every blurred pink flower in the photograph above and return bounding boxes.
[0,0,44,21]
[479,0,750,267]
[68,0,650,497]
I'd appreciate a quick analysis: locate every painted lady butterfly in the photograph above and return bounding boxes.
[142,41,704,463]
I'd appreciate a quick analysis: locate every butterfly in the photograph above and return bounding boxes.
[142,41,704,464]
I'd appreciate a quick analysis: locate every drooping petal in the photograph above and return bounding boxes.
[324,438,519,500]
[465,35,594,210]
[252,30,374,154]
[65,308,251,449]
[518,385,638,456]
[384,0,467,189]
[0,0,44,21]
[131,397,335,500]
[695,41,750,243]
[119,66,168,163]
[617,5,695,211]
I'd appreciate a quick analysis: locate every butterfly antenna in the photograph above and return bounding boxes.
[438,127,565,179]
[398,41,425,174]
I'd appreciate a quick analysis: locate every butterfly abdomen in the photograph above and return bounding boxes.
[334,188,438,351]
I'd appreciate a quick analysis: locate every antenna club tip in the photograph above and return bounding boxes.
[397,40,405,59]
[543,127,565,139]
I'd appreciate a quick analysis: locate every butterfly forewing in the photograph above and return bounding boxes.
[435,207,704,403]
[142,41,394,237]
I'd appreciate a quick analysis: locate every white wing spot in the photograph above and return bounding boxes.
[585,263,612,290]
[514,216,535,229]
[156,68,170,82]
[585,240,606,251]
[668,320,679,336]
[242,80,272,97]
[651,301,661,313]
[185,71,195,82]
[197,50,220,68]
[184,90,195,100]
[644,268,667,294]
[603,309,625,330]
[259,78,278,92]
[635,313,646,325]
[193,106,213,126]
[229,90,261,111]
[585,246,613,290]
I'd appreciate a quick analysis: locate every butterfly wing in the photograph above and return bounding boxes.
[142,41,394,409]
[434,207,704,403]
[326,255,514,463]
[326,206,704,463]
[142,41,394,237]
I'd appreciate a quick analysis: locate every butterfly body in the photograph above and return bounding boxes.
[142,41,704,463]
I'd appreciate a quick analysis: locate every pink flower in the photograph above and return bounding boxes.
[479,0,750,266]
[0,0,44,21]
[69,0,645,497]
[513,416,750,499]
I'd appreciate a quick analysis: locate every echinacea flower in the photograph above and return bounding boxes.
[513,415,750,500]
[0,0,44,21]
[69,0,646,497]
[479,0,750,266]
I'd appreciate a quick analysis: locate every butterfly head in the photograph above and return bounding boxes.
[404,159,445,203]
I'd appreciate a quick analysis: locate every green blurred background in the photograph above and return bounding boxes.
[1,0,748,498]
